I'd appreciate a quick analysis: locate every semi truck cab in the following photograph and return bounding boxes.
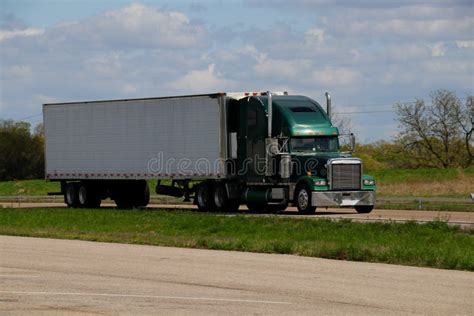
[226,92,376,214]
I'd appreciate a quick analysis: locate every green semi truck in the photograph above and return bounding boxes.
[44,91,375,213]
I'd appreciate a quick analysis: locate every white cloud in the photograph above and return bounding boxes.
[254,57,311,79]
[310,67,360,86]
[1,2,472,142]
[305,28,326,44]
[35,94,59,104]
[33,3,209,51]
[456,40,474,48]
[83,53,123,77]
[0,28,44,41]
[332,17,473,39]
[431,42,446,57]
[4,65,33,78]
[170,64,235,93]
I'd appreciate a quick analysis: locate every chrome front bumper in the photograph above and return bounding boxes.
[311,190,375,207]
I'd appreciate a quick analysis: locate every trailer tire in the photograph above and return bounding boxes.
[196,183,215,212]
[77,184,101,208]
[132,181,150,207]
[65,183,79,208]
[355,205,374,214]
[115,197,133,209]
[295,183,316,214]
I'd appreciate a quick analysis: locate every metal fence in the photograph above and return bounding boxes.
[0,195,472,210]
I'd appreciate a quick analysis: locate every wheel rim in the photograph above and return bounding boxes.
[298,189,309,210]
[78,187,87,205]
[214,186,225,208]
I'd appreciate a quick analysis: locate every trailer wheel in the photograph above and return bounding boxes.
[355,205,374,214]
[295,183,316,214]
[213,183,240,213]
[77,184,88,208]
[132,180,150,207]
[196,183,214,212]
[65,183,78,208]
[77,184,101,208]
[115,197,133,209]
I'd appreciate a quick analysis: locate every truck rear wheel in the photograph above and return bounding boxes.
[65,183,79,208]
[355,205,374,213]
[213,183,240,213]
[295,184,316,214]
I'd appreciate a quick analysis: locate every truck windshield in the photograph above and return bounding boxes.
[290,136,339,153]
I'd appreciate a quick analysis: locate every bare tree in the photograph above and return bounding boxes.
[395,89,473,168]
[331,106,353,135]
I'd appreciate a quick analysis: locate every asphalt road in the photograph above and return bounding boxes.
[1,202,473,227]
[1,236,473,315]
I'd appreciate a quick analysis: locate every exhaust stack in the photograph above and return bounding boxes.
[267,91,272,137]
[325,92,331,119]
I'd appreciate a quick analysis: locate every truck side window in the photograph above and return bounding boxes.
[248,109,257,126]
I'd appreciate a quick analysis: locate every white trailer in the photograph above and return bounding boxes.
[44,94,229,181]
[44,93,236,208]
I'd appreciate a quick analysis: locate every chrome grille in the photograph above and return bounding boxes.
[331,164,361,190]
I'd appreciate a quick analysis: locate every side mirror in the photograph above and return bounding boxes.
[350,133,356,152]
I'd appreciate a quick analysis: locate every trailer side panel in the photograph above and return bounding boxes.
[44,95,226,180]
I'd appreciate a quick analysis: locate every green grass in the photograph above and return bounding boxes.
[369,167,467,183]
[0,179,180,197]
[369,167,473,198]
[0,180,60,196]
[0,207,472,271]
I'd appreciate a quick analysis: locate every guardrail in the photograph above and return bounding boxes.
[0,195,185,205]
[0,195,472,210]
[376,196,473,210]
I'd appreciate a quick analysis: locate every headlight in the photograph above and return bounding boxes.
[363,179,375,186]
[314,179,327,186]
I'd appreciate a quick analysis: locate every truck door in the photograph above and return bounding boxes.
[238,98,266,182]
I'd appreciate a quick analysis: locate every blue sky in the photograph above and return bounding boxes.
[1,0,473,142]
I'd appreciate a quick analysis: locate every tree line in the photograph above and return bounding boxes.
[0,89,472,180]
[0,120,44,180]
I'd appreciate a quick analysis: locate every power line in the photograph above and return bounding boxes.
[334,110,395,115]
[336,101,416,108]
[11,113,42,121]
[17,113,43,121]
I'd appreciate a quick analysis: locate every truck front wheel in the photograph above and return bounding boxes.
[295,184,316,214]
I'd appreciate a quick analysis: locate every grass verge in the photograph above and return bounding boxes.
[0,208,472,271]
[371,167,473,198]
